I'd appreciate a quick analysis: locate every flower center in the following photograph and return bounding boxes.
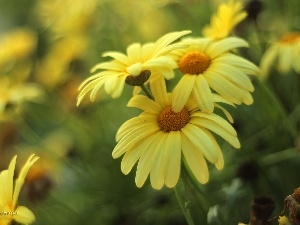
[179,51,211,75]
[125,70,151,86]
[280,32,300,44]
[157,106,190,132]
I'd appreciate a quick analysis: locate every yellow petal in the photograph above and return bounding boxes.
[190,115,240,148]
[135,132,163,187]
[278,45,292,73]
[126,62,142,76]
[148,30,191,58]
[172,75,196,112]
[126,43,141,63]
[13,154,39,208]
[205,70,252,105]
[0,156,16,208]
[116,115,156,142]
[181,124,218,164]
[150,133,169,190]
[206,37,249,59]
[127,95,161,113]
[102,51,129,65]
[210,63,254,92]
[164,131,181,188]
[181,133,209,183]
[14,206,36,224]
[121,134,156,175]
[149,76,169,106]
[204,130,224,170]
[192,76,214,113]
[259,45,278,79]
[112,124,159,158]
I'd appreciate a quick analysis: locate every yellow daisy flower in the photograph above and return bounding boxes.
[202,0,247,40]
[112,77,240,190]
[259,32,300,80]
[77,30,191,106]
[171,37,258,113]
[0,154,39,225]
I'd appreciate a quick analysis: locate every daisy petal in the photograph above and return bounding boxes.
[116,115,156,141]
[278,45,292,73]
[14,206,36,224]
[203,130,224,170]
[102,51,129,65]
[181,134,209,183]
[149,30,191,58]
[150,76,169,106]
[128,95,161,113]
[192,76,214,113]
[113,124,159,158]
[121,136,154,175]
[206,37,249,59]
[181,124,218,164]
[191,113,240,148]
[135,133,163,187]
[172,75,196,112]
[164,131,181,188]
[126,43,141,64]
[150,133,168,190]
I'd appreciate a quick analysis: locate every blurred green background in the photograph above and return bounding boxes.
[0,0,300,224]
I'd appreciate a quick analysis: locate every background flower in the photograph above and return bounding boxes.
[171,36,258,113]
[259,32,300,80]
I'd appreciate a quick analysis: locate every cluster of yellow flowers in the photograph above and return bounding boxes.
[77,0,259,190]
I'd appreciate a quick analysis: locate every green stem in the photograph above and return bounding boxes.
[174,183,195,225]
[140,84,154,100]
[255,77,298,139]
[182,159,209,209]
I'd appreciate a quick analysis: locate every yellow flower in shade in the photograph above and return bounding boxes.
[77,30,191,106]
[112,77,240,190]
[171,37,259,113]
[259,32,300,80]
[202,0,247,40]
[278,216,291,225]
[0,154,39,225]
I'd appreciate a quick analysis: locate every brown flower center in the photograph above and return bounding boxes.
[157,106,190,132]
[280,32,300,44]
[179,52,211,75]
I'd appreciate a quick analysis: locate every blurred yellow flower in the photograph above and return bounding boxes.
[259,32,300,80]
[77,30,191,106]
[202,0,247,40]
[278,216,291,225]
[112,77,240,190]
[0,154,39,225]
[108,0,177,40]
[0,77,44,121]
[35,0,96,36]
[0,28,36,69]
[171,37,258,113]
[35,36,87,89]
